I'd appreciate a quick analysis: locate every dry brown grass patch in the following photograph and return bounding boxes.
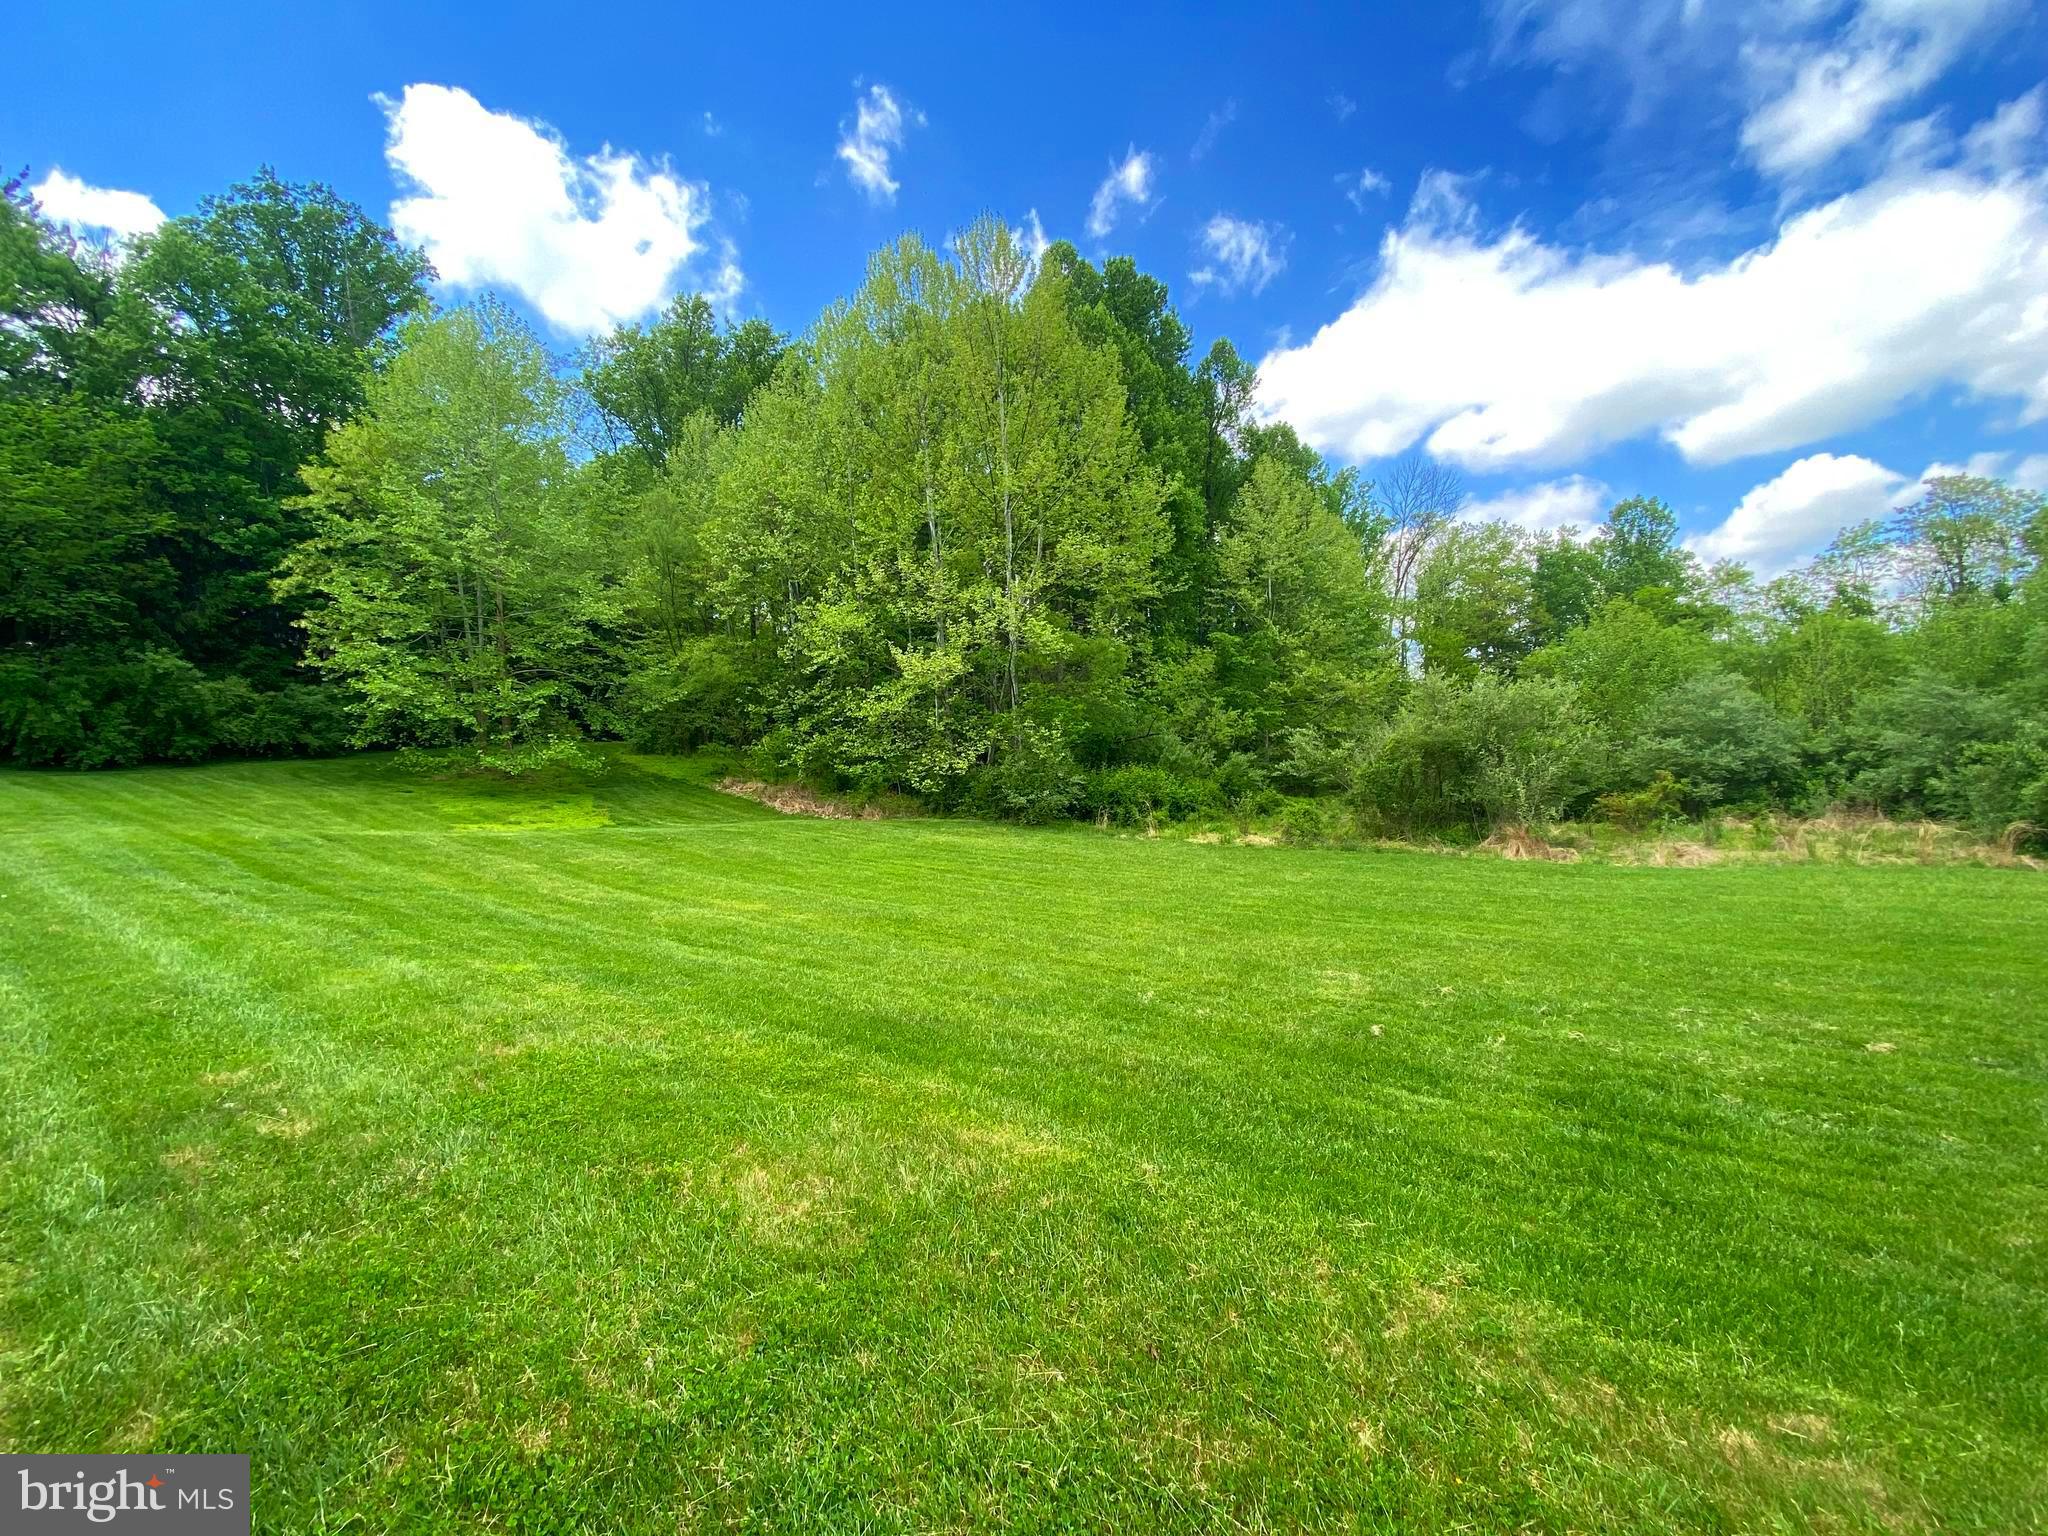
[718,779,889,820]
[1482,826,1580,862]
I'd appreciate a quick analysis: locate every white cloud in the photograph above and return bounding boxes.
[1689,453,1908,574]
[1487,0,1756,123]
[1339,168,1392,211]
[1018,208,1051,267]
[1086,148,1157,240]
[380,83,726,338]
[1329,93,1358,123]
[1694,446,2045,575]
[702,111,724,138]
[1916,450,2025,482]
[836,83,921,204]
[1489,0,2021,176]
[1191,101,1237,162]
[30,168,165,240]
[1460,474,1610,535]
[1190,215,1286,296]
[1963,86,2045,176]
[1741,0,2022,179]
[1407,169,1483,231]
[1256,124,2048,472]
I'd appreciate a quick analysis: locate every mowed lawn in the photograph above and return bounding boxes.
[1,757,2044,1533]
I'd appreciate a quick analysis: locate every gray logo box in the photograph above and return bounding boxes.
[1,1455,248,1533]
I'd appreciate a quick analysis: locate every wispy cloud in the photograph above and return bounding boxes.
[1018,208,1051,267]
[1086,147,1158,239]
[1190,214,1287,296]
[1338,167,1392,211]
[1486,0,2025,180]
[1741,0,2024,179]
[836,82,923,204]
[1190,100,1237,162]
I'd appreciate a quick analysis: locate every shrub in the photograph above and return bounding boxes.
[1354,674,1596,835]
[1082,764,1219,825]
[1948,720,2048,846]
[1597,770,1688,831]
[971,724,1083,823]
[1275,796,1356,845]
[0,649,354,768]
[1273,726,1352,795]
[1842,672,2017,822]
[1623,672,1804,811]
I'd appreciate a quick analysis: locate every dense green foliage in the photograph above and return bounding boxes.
[0,168,430,765]
[6,175,2045,841]
[3,755,2043,1531]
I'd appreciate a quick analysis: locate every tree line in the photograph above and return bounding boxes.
[5,174,2045,840]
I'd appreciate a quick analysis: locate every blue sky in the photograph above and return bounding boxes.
[12,0,2048,573]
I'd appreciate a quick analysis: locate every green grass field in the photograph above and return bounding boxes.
[2,754,2044,1532]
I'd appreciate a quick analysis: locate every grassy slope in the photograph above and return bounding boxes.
[0,754,2043,1533]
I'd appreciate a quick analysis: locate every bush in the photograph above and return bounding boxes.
[1623,672,1804,811]
[1273,726,1352,795]
[1596,770,1688,831]
[1842,672,2017,822]
[1947,719,2048,845]
[197,677,353,757]
[1353,674,1596,835]
[620,635,766,753]
[971,723,1083,823]
[0,648,354,768]
[1081,764,1219,825]
[1275,796,1356,845]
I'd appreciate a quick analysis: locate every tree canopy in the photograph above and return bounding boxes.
[5,172,2044,844]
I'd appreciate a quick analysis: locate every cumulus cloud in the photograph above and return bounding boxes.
[380,83,726,337]
[1460,475,1610,536]
[1687,447,2043,575]
[1917,450,2031,483]
[836,83,921,204]
[1086,148,1157,240]
[30,169,165,240]
[1255,118,2048,472]
[1688,453,1908,574]
[1190,215,1286,296]
[1741,0,2022,180]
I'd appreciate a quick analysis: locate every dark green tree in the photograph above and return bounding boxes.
[583,294,785,474]
[123,169,431,682]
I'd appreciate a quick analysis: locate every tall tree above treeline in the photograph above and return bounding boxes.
[0,168,430,764]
